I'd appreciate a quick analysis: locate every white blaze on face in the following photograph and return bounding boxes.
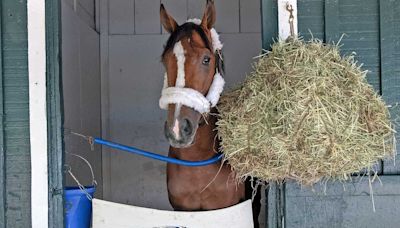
[172,120,180,140]
[173,103,182,139]
[173,41,186,88]
[172,41,186,139]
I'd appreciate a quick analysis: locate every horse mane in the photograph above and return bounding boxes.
[162,22,212,58]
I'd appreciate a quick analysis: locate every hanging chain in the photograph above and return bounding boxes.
[286,3,295,37]
[64,152,98,201]
[67,129,95,151]
[65,164,94,200]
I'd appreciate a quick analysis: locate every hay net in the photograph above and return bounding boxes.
[217,38,395,186]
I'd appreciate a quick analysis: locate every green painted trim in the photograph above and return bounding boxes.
[0,1,5,227]
[45,0,64,226]
[324,0,339,43]
[380,0,400,174]
[267,183,284,228]
[261,0,278,50]
[261,1,283,227]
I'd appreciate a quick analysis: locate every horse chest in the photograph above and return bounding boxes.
[167,164,244,210]
[167,167,214,195]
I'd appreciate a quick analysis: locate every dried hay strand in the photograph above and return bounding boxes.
[216,38,396,186]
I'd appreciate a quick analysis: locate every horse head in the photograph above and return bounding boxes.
[159,0,225,148]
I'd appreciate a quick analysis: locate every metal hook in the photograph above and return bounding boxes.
[286,3,293,13]
[88,136,95,151]
[67,129,95,151]
[64,164,72,173]
[286,3,295,37]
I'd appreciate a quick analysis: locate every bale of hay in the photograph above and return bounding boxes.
[217,38,395,186]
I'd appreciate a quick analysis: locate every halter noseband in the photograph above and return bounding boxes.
[159,19,225,114]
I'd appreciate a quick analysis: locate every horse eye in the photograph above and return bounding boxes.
[202,56,211,65]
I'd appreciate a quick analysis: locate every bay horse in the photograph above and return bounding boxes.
[159,1,261,227]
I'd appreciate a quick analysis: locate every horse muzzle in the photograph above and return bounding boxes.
[164,118,197,148]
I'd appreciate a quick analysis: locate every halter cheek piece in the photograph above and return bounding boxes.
[159,19,225,114]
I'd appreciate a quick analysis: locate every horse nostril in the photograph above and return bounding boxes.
[181,118,193,136]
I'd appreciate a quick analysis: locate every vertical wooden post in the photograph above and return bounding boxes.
[0,2,5,227]
[277,0,297,40]
[28,0,48,226]
[45,0,64,227]
[100,0,112,200]
[262,1,295,227]
[261,1,279,227]
[380,0,400,174]
[2,0,31,226]
[261,0,278,50]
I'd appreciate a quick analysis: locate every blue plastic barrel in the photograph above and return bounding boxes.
[65,186,96,228]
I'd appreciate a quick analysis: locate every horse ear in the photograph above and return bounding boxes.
[201,0,216,29]
[160,4,178,33]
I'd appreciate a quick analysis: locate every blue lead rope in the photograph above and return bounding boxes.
[93,138,224,167]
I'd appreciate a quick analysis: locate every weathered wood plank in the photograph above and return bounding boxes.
[214,0,240,33]
[261,0,277,50]
[338,0,381,92]
[61,0,95,29]
[78,0,95,17]
[187,0,203,20]
[219,33,262,87]
[267,183,284,228]
[381,0,400,174]
[0,1,5,227]
[46,0,64,226]
[134,0,160,34]
[297,0,324,40]
[61,1,81,132]
[261,1,279,227]
[161,0,187,33]
[2,0,31,227]
[109,0,134,34]
[239,0,261,33]
[78,16,102,197]
[107,35,171,209]
[339,3,377,16]
[62,0,103,201]
[285,176,400,228]
[100,0,113,202]
[324,0,339,43]
[76,2,95,29]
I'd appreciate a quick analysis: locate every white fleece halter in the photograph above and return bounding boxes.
[159,19,225,114]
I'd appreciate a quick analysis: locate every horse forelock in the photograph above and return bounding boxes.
[162,22,212,59]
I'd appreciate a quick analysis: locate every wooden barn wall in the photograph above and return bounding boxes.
[262,0,400,227]
[61,0,103,198]
[100,0,263,218]
[0,0,31,227]
[380,0,400,174]
[63,0,97,30]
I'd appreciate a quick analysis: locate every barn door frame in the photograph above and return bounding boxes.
[45,0,64,226]
[28,0,64,227]
[45,0,64,227]
[0,2,5,226]
[260,1,285,227]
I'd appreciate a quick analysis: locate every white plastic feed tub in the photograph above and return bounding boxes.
[92,198,254,228]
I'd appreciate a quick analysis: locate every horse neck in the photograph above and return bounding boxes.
[171,113,218,161]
